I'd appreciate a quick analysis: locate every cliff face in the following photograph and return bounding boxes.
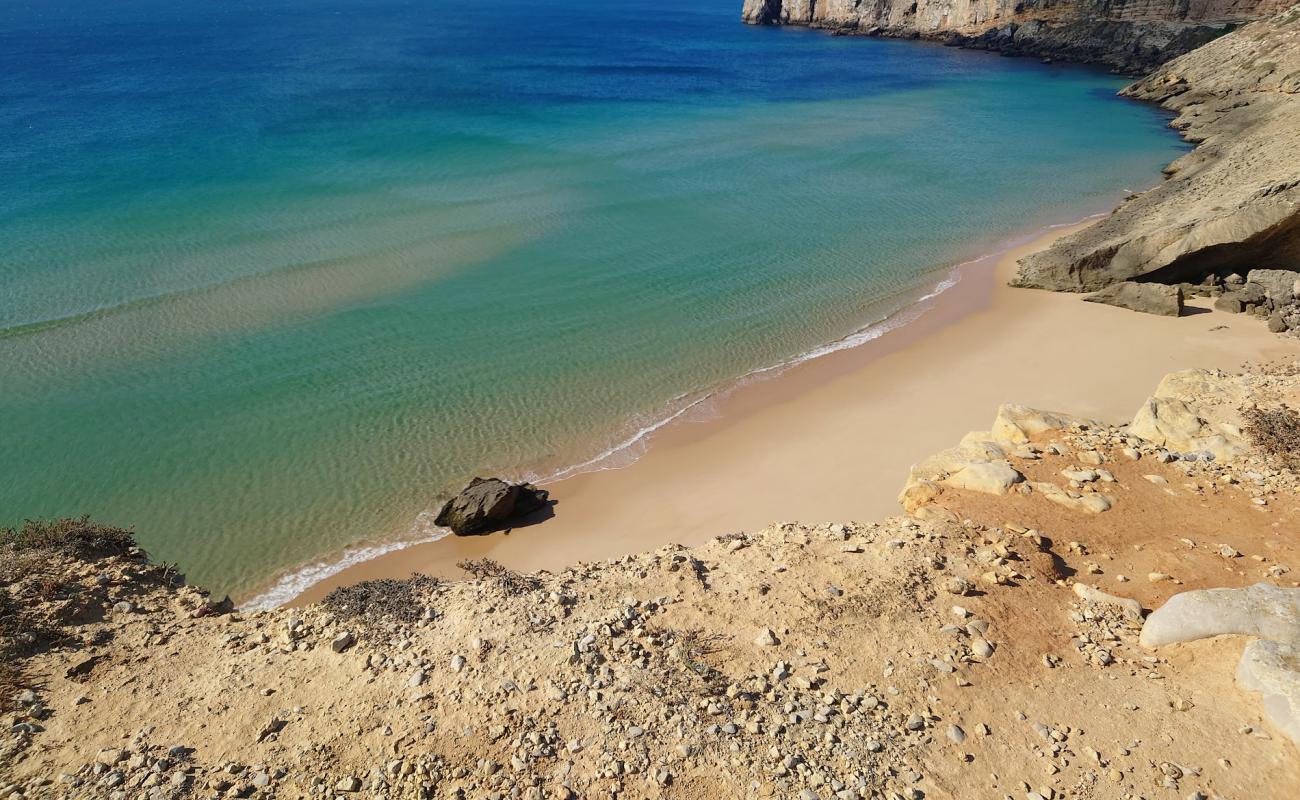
[1013,6,1300,291]
[741,0,1292,72]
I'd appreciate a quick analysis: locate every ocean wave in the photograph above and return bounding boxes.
[241,511,451,611]
[533,266,964,483]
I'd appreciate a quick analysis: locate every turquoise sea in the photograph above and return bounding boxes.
[0,0,1185,603]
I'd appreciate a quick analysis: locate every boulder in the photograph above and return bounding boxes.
[1239,282,1269,305]
[898,479,943,514]
[1215,283,1267,313]
[1128,369,1247,460]
[435,477,549,535]
[1247,269,1299,306]
[1139,583,1300,648]
[988,404,1094,445]
[941,460,1024,496]
[1237,639,1300,743]
[1083,281,1183,316]
[1214,293,1245,313]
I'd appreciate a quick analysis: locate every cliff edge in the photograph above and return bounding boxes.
[741,0,1289,72]
[5,362,1300,797]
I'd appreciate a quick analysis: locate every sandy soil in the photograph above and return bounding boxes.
[291,222,1300,605]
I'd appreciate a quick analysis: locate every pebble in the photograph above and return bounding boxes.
[944,577,974,596]
[335,777,360,792]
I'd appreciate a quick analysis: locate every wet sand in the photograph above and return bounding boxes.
[290,220,1300,605]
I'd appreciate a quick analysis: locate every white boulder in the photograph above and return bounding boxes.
[1140,584,1300,648]
[1237,639,1300,744]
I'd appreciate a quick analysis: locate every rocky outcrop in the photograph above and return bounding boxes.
[1238,639,1300,743]
[1142,584,1300,743]
[1140,583,1300,647]
[433,477,549,535]
[741,0,1289,72]
[898,402,1114,519]
[1127,368,1249,460]
[1013,7,1300,293]
[1083,280,1184,316]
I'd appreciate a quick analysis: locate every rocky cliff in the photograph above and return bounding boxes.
[741,0,1290,72]
[1013,6,1300,293]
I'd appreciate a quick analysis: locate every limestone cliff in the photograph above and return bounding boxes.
[742,0,1290,72]
[1012,6,1300,291]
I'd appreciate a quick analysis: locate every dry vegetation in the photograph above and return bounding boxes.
[320,574,442,625]
[1242,403,1300,469]
[0,518,142,712]
[455,557,542,595]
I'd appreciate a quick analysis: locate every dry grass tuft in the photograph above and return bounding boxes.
[322,574,442,625]
[1242,403,1300,469]
[0,518,140,711]
[1,516,137,565]
[456,558,542,595]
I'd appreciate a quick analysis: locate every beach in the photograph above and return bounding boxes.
[289,219,1300,605]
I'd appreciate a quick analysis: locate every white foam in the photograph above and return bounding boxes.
[534,266,964,485]
[537,392,719,483]
[240,511,451,611]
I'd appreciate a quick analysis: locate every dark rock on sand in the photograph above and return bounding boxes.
[1215,293,1246,314]
[435,478,549,535]
[1083,281,1184,316]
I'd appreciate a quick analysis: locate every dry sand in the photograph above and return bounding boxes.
[291,221,1300,605]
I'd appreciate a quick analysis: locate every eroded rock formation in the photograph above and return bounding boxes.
[741,0,1289,72]
[1013,7,1300,293]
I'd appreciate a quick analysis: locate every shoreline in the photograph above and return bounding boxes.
[240,215,1075,610]
[285,217,1300,607]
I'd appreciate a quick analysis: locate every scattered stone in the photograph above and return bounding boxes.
[335,777,361,792]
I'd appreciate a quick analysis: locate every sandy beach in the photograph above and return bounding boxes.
[290,220,1300,605]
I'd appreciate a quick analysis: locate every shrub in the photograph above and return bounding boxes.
[321,574,442,625]
[1,516,137,561]
[1242,404,1300,469]
[456,558,541,595]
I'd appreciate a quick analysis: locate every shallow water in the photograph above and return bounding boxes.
[0,0,1185,598]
